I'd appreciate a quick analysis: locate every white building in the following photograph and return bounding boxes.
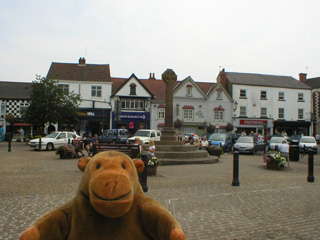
[217,69,312,136]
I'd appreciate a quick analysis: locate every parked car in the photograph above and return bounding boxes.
[268,137,288,151]
[233,136,255,154]
[229,133,241,144]
[298,136,318,153]
[289,135,301,145]
[315,134,320,143]
[99,129,129,144]
[127,129,161,144]
[29,132,78,151]
[208,133,232,152]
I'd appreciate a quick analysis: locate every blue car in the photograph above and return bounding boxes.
[208,133,232,152]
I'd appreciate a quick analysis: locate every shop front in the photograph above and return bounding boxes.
[234,118,273,136]
[112,111,150,136]
[273,120,311,136]
[78,109,110,137]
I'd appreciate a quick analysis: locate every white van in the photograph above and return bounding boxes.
[127,129,161,144]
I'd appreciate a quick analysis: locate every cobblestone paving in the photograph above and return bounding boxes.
[0,142,320,239]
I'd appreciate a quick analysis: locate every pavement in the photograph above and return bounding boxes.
[0,141,320,240]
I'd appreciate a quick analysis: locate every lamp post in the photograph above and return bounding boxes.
[114,96,121,128]
[311,112,317,136]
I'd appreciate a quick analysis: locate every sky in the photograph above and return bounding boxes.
[1,0,320,83]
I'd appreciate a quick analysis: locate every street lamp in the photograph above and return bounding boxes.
[233,101,238,112]
[114,96,121,128]
[311,112,317,136]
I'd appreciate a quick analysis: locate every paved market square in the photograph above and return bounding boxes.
[0,142,320,240]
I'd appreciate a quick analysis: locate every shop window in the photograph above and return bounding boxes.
[19,103,29,117]
[260,108,267,118]
[0,103,5,118]
[278,108,285,119]
[298,109,304,119]
[92,86,102,97]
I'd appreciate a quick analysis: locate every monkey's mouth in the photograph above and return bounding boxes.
[92,190,131,201]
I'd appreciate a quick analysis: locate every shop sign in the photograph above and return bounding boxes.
[240,119,268,126]
[116,112,150,121]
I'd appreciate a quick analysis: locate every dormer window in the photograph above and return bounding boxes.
[216,88,223,100]
[186,84,193,97]
[130,83,137,95]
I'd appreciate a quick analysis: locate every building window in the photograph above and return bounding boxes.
[186,86,193,97]
[92,86,102,97]
[59,84,69,94]
[278,108,284,119]
[278,92,285,101]
[240,106,246,117]
[183,109,193,120]
[260,90,267,100]
[121,98,145,110]
[19,103,29,117]
[298,93,304,102]
[214,111,224,121]
[261,108,267,118]
[0,103,5,117]
[130,83,136,95]
[217,91,222,100]
[298,109,304,119]
[158,108,165,120]
[240,89,246,98]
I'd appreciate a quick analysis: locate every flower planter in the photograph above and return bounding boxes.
[208,149,221,157]
[147,165,157,176]
[266,161,285,170]
[59,153,73,159]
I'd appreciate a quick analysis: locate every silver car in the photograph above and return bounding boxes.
[268,137,288,151]
[233,136,255,154]
[298,136,318,153]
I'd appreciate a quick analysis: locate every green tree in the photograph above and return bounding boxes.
[24,75,81,133]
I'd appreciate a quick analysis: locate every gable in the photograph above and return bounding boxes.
[115,75,153,98]
[173,77,207,99]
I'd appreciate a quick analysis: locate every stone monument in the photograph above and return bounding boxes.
[156,69,218,165]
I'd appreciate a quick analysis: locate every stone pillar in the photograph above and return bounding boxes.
[159,69,181,144]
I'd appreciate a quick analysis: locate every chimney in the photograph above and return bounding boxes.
[79,57,86,65]
[218,68,227,87]
[299,73,307,82]
[149,73,155,79]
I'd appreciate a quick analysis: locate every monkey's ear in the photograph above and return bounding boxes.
[78,157,91,172]
[132,159,145,174]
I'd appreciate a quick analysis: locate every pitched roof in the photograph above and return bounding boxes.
[226,72,311,89]
[304,77,320,88]
[0,81,32,99]
[47,62,111,82]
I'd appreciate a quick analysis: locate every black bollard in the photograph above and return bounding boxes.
[232,151,240,186]
[39,138,41,151]
[140,153,148,192]
[8,135,11,152]
[307,149,315,182]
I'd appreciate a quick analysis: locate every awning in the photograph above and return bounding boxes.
[183,105,194,109]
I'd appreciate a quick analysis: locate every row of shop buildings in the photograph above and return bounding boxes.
[0,57,319,140]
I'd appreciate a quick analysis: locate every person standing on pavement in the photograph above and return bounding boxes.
[82,136,92,156]
[20,128,25,142]
[147,140,156,159]
[134,137,144,154]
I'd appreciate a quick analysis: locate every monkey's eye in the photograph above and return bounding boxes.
[96,163,101,169]
[121,164,126,169]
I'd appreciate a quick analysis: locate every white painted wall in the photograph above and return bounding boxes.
[232,84,312,120]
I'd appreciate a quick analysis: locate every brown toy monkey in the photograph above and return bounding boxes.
[20,151,186,240]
